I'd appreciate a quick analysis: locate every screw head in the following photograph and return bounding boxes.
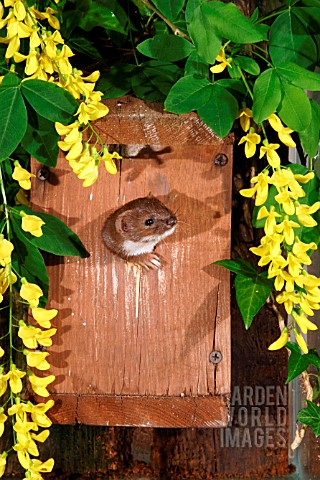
[37,167,50,181]
[209,350,222,364]
[214,153,228,166]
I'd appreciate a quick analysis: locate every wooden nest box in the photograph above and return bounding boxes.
[31,96,233,428]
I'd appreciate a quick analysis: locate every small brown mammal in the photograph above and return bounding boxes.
[102,195,177,269]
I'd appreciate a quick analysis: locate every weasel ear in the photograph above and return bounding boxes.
[115,211,132,233]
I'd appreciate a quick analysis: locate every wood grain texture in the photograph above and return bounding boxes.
[30,98,232,427]
[47,394,228,427]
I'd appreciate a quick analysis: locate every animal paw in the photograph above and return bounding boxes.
[133,253,162,270]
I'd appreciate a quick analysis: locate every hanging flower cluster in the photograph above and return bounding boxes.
[0,166,57,478]
[0,0,118,186]
[239,110,320,354]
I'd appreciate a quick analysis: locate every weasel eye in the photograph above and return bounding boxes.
[145,218,154,226]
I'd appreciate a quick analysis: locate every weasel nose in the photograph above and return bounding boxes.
[167,217,177,227]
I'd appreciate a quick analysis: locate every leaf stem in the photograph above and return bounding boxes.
[139,0,191,41]
[237,66,253,101]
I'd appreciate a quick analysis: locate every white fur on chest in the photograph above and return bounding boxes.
[122,226,176,256]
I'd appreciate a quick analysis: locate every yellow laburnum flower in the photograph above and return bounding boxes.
[27,457,54,477]
[270,168,305,198]
[268,327,289,351]
[276,291,300,314]
[12,164,35,190]
[0,452,7,478]
[296,272,320,289]
[294,172,314,184]
[238,132,261,158]
[20,278,43,308]
[55,120,79,136]
[15,188,29,206]
[210,47,232,73]
[267,113,296,147]
[292,310,317,334]
[259,142,280,168]
[236,107,252,132]
[101,149,120,175]
[0,409,7,438]
[292,238,317,257]
[0,237,14,266]
[0,264,17,302]
[28,373,55,397]
[8,364,26,394]
[76,100,109,124]
[287,252,305,277]
[0,347,4,358]
[279,127,296,148]
[257,205,281,235]
[240,171,270,206]
[18,324,56,348]
[32,307,58,328]
[26,399,54,428]
[20,212,45,237]
[293,328,308,354]
[0,370,9,396]
[275,188,296,215]
[275,217,300,245]
[296,201,320,227]
[268,268,293,291]
[25,351,51,370]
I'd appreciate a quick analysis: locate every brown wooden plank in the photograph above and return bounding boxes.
[30,101,232,426]
[47,394,228,427]
[94,96,233,146]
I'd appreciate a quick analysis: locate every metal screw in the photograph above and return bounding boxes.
[214,153,228,166]
[37,166,50,181]
[209,350,222,364]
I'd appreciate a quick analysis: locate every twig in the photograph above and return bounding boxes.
[140,0,192,41]
[291,371,314,450]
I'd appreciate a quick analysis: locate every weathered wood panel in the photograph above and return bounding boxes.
[30,97,232,427]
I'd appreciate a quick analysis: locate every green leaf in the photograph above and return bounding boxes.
[297,401,320,437]
[21,113,59,168]
[188,5,221,64]
[252,69,281,123]
[215,79,246,97]
[286,342,320,383]
[152,0,184,21]
[184,50,209,77]
[13,206,88,258]
[198,84,238,138]
[201,1,268,44]
[299,100,320,159]
[269,11,317,68]
[21,80,78,124]
[214,258,257,277]
[276,62,320,91]
[131,61,182,102]
[11,219,49,306]
[137,34,194,62]
[278,83,312,132]
[97,64,136,99]
[234,56,260,76]
[0,87,27,162]
[79,0,127,34]
[69,37,104,62]
[293,6,320,35]
[185,0,207,23]
[164,75,212,114]
[235,272,273,329]
[1,72,20,87]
